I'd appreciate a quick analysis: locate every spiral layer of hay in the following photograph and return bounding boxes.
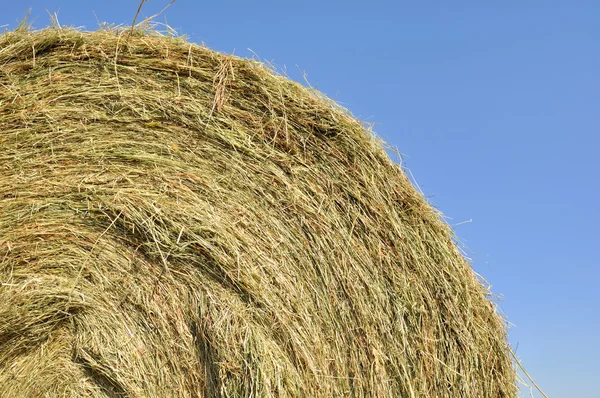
[0,27,516,397]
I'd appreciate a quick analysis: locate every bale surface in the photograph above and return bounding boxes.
[0,27,516,397]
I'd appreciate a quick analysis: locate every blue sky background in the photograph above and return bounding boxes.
[3,2,598,397]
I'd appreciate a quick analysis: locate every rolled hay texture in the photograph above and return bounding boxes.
[0,27,516,397]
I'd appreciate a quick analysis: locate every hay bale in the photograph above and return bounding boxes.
[0,26,516,397]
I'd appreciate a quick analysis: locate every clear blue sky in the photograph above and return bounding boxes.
[3,2,598,397]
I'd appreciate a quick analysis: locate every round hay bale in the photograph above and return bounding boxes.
[0,27,517,397]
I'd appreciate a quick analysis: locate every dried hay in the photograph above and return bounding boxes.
[0,26,517,397]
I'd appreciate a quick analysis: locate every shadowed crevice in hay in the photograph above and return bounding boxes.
[0,26,517,397]
[75,349,130,398]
